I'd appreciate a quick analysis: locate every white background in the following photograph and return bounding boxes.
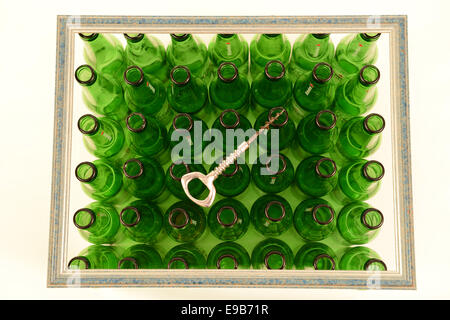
[0,0,449,299]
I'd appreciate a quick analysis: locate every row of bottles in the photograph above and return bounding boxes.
[68,242,386,271]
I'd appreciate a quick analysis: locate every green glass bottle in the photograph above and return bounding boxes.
[251,238,294,270]
[77,114,127,162]
[168,113,208,161]
[337,201,384,245]
[293,198,336,241]
[250,34,291,78]
[124,33,168,82]
[339,246,387,271]
[125,112,169,161]
[122,157,166,201]
[334,65,380,118]
[75,159,127,203]
[208,34,249,77]
[118,244,163,269]
[208,159,250,197]
[207,242,251,269]
[166,34,208,79]
[336,113,385,160]
[254,107,295,152]
[163,201,206,243]
[333,33,381,78]
[292,62,336,120]
[79,33,126,82]
[211,109,252,153]
[296,110,339,155]
[68,245,119,270]
[251,194,293,237]
[295,156,338,197]
[207,198,250,241]
[294,242,338,270]
[168,65,209,115]
[123,65,172,125]
[251,153,294,193]
[334,159,385,202]
[73,202,123,245]
[164,244,206,269]
[119,200,163,243]
[209,62,250,112]
[251,60,292,112]
[289,34,335,79]
[165,161,207,200]
[74,64,128,121]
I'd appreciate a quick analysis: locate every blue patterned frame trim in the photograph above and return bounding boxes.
[48,15,414,288]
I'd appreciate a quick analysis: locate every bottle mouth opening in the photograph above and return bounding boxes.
[264,250,286,270]
[264,200,286,222]
[361,208,384,230]
[126,112,147,133]
[264,33,280,38]
[268,107,289,128]
[172,113,194,131]
[73,208,96,229]
[120,206,141,227]
[265,154,287,175]
[315,157,337,179]
[315,110,337,130]
[75,64,96,86]
[169,208,190,229]
[312,62,334,84]
[124,33,144,42]
[68,256,90,269]
[169,161,190,182]
[364,258,387,271]
[312,33,330,39]
[170,66,191,86]
[313,254,336,270]
[118,257,139,269]
[123,158,144,179]
[75,161,97,183]
[220,159,240,177]
[217,254,239,269]
[170,33,190,41]
[218,62,238,83]
[216,206,238,227]
[361,33,381,42]
[168,257,189,269]
[78,33,98,41]
[220,109,240,129]
[312,204,335,225]
[218,34,235,38]
[362,160,385,181]
[124,65,144,86]
[364,113,385,134]
[359,65,380,86]
[265,60,286,81]
[77,114,99,135]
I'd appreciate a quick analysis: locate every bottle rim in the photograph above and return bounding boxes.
[68,256,90,269]
[170,65,191,86]
[315,157,337,179]
[169,161,191,182]
[361,208,384,230]
[218,34,235,38]
[172,113,194,131]
[363,113,385,134]
[313,253,336,270]
[77,114,99,135]
[312,33,330,39]
[264,60,286,81]
[264,250,286,270]
[168,208,190,229]
[120,206,141,227]
[267,107,289,128]
[362,160,385,181]
[124,33,144,42]
[73,208,96,230]
[118,257,139,269]
[312,62,334,84]
[167,257,189,269]
[75,64,97,86]
[217,205,238,227]
[359,65,380,86]
[216,254,239,269]
[78,33,99,41]
[219,109,240,129]
[264,154,287,175]
[123,158,144,179]
[264,200,286,222]
[364,258,387,271]
[124,65,144,87]
[312,204,335,225]
[218,62,239,83]
[126,112,147,133]
[75,161,97,183]
[170,33,190,41]
[315,110,337,130]
[361,33,381,42]
[220,159,240,177]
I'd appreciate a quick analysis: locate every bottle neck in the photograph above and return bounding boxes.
[78,115,115,147]
[126,112,159,144]
[214,34,243,59]
[257,34,285,56]
[80,33,116,55]
[346,33,379,61]
[348,114,385,148]
[124,66,159,102]
[303,34,330,59]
